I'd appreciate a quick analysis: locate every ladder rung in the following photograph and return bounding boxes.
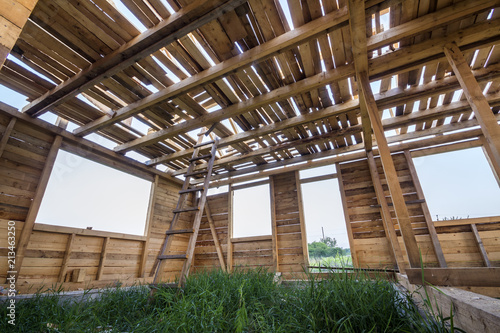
[158,254,187,260]
[189,154,212,162]
[173,206,199,213]
[179,187,204,194]
[185,170,208,177]
[165,229,194,235]
[193,140,215,148]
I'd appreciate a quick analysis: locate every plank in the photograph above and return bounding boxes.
[470,224,492,267]
[443,42,500,168]
[0,117,16,157]
[406,267,500,287]
[357,71,421,268]
[96,237,110,280]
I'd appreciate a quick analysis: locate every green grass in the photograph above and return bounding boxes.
[1,269,461,332]
[309,254,353,269]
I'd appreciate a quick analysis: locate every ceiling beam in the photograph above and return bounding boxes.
[147,63,500,166]
[21,0,247,117]
[72,6,350,137]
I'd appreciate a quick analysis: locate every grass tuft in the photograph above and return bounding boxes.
[1,269,461,332]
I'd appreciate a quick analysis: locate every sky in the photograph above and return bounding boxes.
[1,1,499,249]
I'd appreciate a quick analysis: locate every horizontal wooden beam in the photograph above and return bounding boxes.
[33,223,148,241]
[231,235,272,243]
[22,0,248,117]
[406,268,500,287]
[73,5,350,136]
[433,216,500,228]
[0,102,182,185]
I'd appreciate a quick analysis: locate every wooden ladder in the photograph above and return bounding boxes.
[152,130,219,287]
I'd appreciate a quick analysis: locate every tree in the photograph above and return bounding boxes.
[308,236,343,258]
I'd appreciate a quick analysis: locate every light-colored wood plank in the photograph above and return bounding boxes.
[205,201,226,271]
[295,171,309,268]
[96,237,110,280]
[0,117,16,157]
[471,224,492,267]
[444,42,500,169]
[57,233,75,282]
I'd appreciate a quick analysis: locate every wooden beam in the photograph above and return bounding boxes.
[0,117,16,157]
[367,0,498,51]
[336,163,359,267]
[33,223,147,242]
[406,268,500,287]
[295,171,309,269]
[404,150,447,268]
[348,0,372,151]
[357,71,421,268]
[73,5,350,136]
[139,175,159,277]
[231,235,273,243]
[470,224,492,267]
[58,233,75,282]
[114,64,355,152]
[366,151,406,272]
[96,237,110,280]
[444,42,500,169]
[205,201,226,271]
[269,176,279,272]
[433,215,500,228]
[22,0,248,117]
[479,135,500,187]
[0,102,181,184]
[14,135,63,280]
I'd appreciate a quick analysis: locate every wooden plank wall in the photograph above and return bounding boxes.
[271,171,308,277]
[0,111,194,289]
[338,153,500,269]
[0,0,38,68]
[144,177,192,282]
[192,193,229,272]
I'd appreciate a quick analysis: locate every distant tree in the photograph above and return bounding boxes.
[308,236,343,258]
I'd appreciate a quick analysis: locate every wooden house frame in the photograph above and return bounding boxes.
[0,0,499,326]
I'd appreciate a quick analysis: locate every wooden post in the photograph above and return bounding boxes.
[366,151,406,272]
[58,233,75,282]
[404,151,447,267]
[0,117,16,157]
[226,185,234,272]
[139,175,158,277]
[269,176,279,272]
[470,224,491,267]
[96,237,110,280]
[336,163,359,267]
[444,42,500,168]
[357,71,421,268]
[14,135,62,281]
[205,201,226,271]
[295,171,310,269]
[479,135,500,187]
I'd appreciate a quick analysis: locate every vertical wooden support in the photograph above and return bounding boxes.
[96,237,110,280]
[14,135,62,280]
[336,163,359,267]
[444,42,500,167]
[0,0,39,69]
[269,176,279,272]
[366,151,406,272]
[58,233,75,282]
[357,71,421,268]
[0,117,16,157]
[479,135,500,187]
[471,224,492,267]
[205,202,226,271]
[226,185,234,272]
[139,175,158,277]
[404,151,447,267]
[295,171,309,268]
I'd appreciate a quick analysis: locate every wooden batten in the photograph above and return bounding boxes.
[227,185,234,272]
[96,237,110,280]
[269,176,279,272]
[204,202,226,271]
[470,224,492,267]
[480,135,500,187]
[58,233,76,282]
[366,151,405,272]
[139,175,158,278]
